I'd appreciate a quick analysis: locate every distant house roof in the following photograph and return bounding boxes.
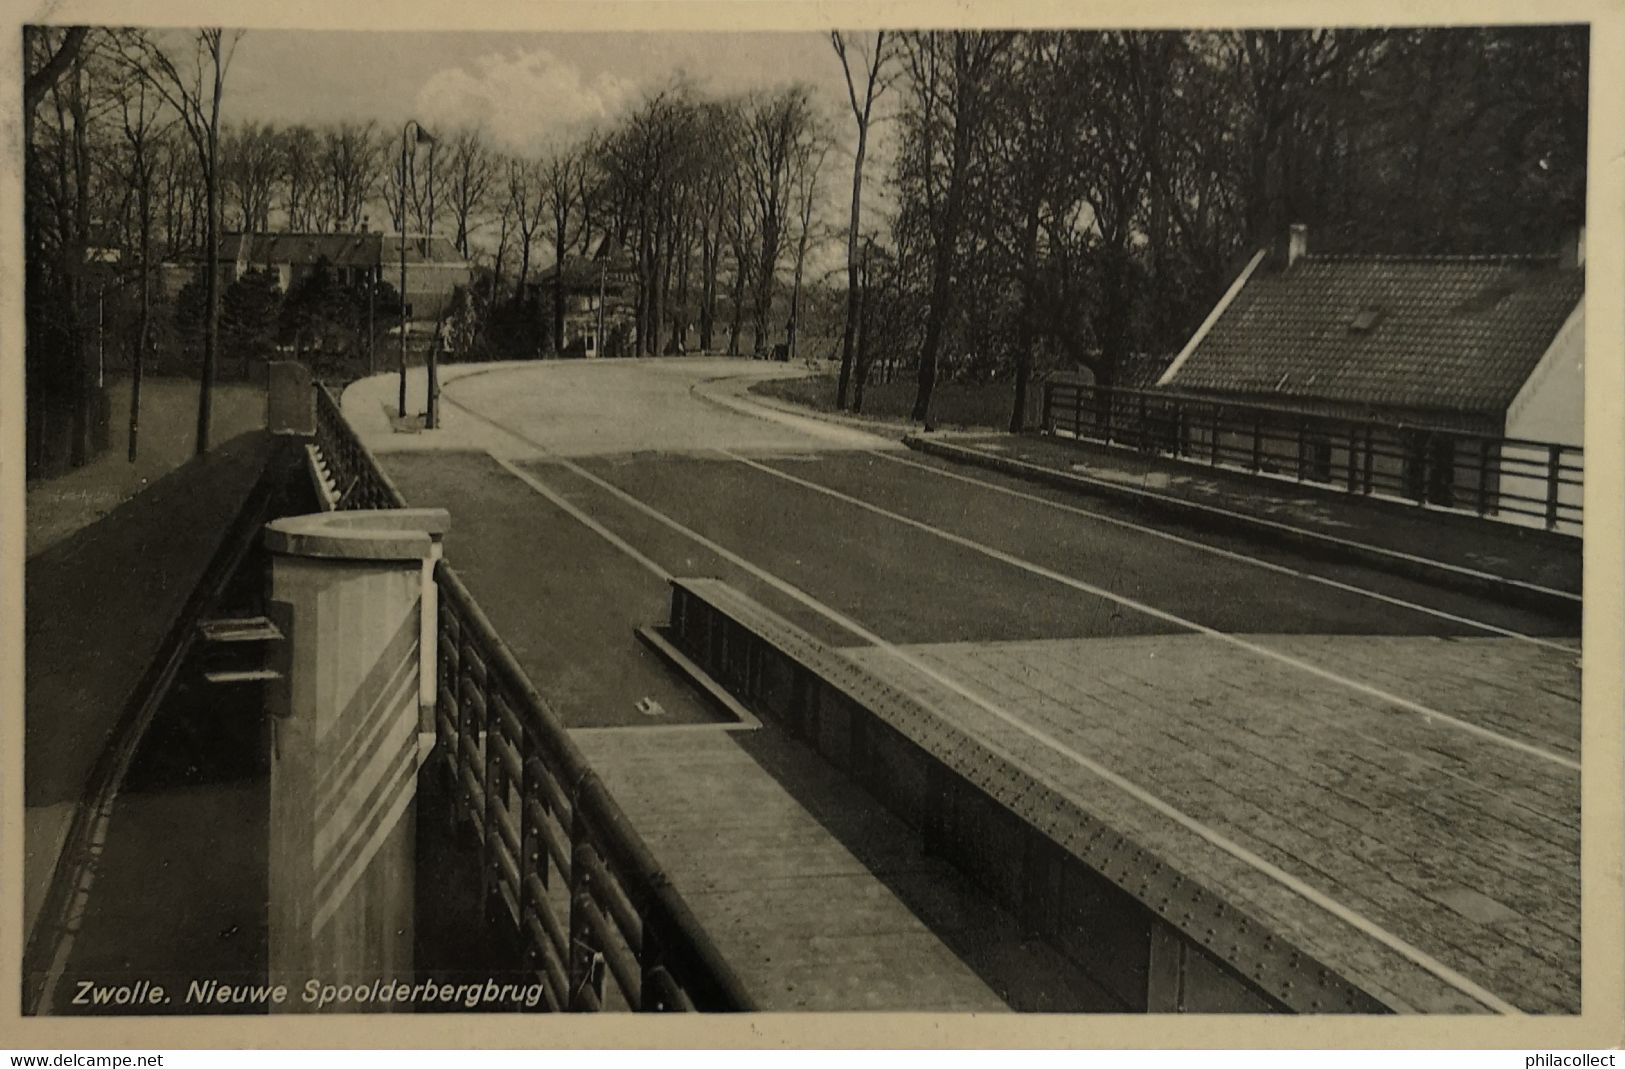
[1162,254,1584,417]
[221,231,466,268]
[392,235,465,266]
[532,239,637,293]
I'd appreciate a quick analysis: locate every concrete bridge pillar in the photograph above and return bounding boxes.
[262,508,448,1010]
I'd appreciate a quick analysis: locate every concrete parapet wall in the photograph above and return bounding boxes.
[661,578,1379,1014]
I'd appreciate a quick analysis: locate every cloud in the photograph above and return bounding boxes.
[414,48,636,152]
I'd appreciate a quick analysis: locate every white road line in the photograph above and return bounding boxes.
[724,449,1580,774]
[869,450,1575,655]
[490,454,671,581]
[480,439,1518,1015]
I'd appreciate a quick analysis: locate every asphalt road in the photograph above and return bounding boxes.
[361,359,1581,1013]
[366,359,1576,731]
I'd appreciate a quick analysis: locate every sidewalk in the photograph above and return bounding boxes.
[26,377,267,558]
[908,432,1582,604]
[24,430,277,951]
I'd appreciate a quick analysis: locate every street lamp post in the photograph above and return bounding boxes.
[423,136,440,430]
[398,119,435,420]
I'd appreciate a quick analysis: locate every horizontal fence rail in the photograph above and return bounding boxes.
[1042,381,1583,534]
[312,382,755,1012]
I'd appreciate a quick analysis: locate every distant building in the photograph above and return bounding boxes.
[1158,224,1585,442]
[527,241,639,357]
[219,230,472,321]
[1154,224,1585,526]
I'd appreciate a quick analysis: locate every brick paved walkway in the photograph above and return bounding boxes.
[574,725,1109,1010]
[844,634,1581,1013]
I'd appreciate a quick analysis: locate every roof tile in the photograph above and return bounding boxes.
[1167,256,1583,415]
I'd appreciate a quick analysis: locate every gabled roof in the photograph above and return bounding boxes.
[221,232,467,268]
[532,247,638,292]
[393,235,465,266]
[223,231,379,268]
[1162,254,1584,416]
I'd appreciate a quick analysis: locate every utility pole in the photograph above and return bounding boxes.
[424,138,439,429]
[398,120,434,419]
[597,259,606,358]
[363,216,375,376]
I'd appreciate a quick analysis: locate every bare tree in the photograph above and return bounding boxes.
[787,124,832,361]
[741,84,818,353]
[27,28,99,467]
[488,171,517,306]
[692,101,742,352]
[24,26,90,114]
[506,155,547,301]
[900,31,1011,424]
[125,27,243,454]
[722,164,756,356]
[155,132,204,252]
[541,146,585,353]
[280,124,321,230]
[443,127,496,257]
[113,63,172,459]
[222,120,281,231]
[319,120,382,232]
[830,30,892,404]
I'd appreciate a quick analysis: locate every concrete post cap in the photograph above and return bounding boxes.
[265,508,450,561]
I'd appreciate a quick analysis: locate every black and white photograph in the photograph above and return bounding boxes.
[7,0,1623,1049]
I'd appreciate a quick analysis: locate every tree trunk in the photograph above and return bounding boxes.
[68,54,92,467]
[789,234,807,361]
[912,178,966,424]
[552,232,566,356]
[912,51,979,425]
[1009,199,1041,434]
[515,235,532,303]
[852,243,872,413]
[836,115,869,409]
[698,224,717,351]
[727,244,747,356]
[197,57,224,456]
[131,169,151,461]
[752,219,778,356]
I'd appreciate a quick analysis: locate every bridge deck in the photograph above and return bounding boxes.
[365,361,1581,1016]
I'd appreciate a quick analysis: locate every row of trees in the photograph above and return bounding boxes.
[26,26,243,473]
[27,20,845,475]
[859,27,1587,428]
[25,24,1588,474]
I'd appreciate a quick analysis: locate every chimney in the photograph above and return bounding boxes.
[1287,223,1310,268]
[1559,224,1585,269]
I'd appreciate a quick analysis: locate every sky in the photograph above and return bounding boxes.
[224,30,860,154]
[208,28,892,275]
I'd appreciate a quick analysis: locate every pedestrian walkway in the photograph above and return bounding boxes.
[24,431,275,953]
[844,632,1581,1013]
[26,377,266,558]
[573,724,1109,1011]
[911,432,1581,598]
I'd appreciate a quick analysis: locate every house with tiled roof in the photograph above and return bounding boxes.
[527,239,639,357]
[1153,225,1584,528]
[221,230,471,320]
[1158,224,1585,441]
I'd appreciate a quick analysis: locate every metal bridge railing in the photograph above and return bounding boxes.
[312,382,755,1012]
[1041,381,1583,534]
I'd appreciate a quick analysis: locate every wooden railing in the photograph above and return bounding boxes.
[1042,381,1584,533]
[312,382,755,1012]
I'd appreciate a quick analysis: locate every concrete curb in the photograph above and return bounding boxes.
[904,434,1581,621]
